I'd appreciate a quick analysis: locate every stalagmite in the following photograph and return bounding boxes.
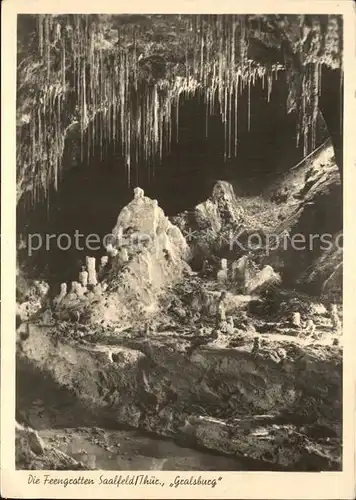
[217,258,228,284]
[292,312,301,328]
[330,304,341,333]
[79,267,88,288]
[75,284,86,298]
[232,255,248,285]
[134,187,144,199]
[71,281,80,294]
[106,243,114,255]
[217,291,227,326]
[86,257,98,286]
[119,247,129,263]
[100,255,109,269]
[304,318,316,335]
[225,316,235,334]
[54,282,67,305]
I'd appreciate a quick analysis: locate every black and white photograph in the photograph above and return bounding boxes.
[1,2,355,498]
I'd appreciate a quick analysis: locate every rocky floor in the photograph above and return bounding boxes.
[16,309,342,471]
[23,425,252,471]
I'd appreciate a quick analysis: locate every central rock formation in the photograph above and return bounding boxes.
[52,188,191,326]
[107,188,190,306]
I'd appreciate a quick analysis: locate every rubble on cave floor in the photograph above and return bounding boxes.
[16,421,91,470]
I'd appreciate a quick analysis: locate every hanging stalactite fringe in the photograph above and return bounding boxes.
[17,14,342,205]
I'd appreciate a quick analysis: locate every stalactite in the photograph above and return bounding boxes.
[38,15,44,56]
[247,67,251,132]
[19,14,340,204]
[176,93,180,143]
[234,75,238,156]
[224,85,228,161]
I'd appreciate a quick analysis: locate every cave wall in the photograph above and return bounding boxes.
[318,66,343,182]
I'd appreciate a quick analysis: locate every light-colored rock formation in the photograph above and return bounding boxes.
[79,269,88,288]
[16,421,45,455]
[304,318,316,335]
[232,255,249,285]
[16,280,50,322]
[86,257,97,286]
[245,265,281,294]
[71,281,80,294]
[134,187,144,199]
[84,191,190,325]
[110,248,118,257]
[106,243,114,255]
[59,282,67,300]
[75,284,86,298]
[195,181,244,233]
[217,258,228,284]
[119,247,129,263]
[329,304,341,333]
[33,280,50,298]
[217,292,227,324]
[226,316,235,334]
[292,311,301,328]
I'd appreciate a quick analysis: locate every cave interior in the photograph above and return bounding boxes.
[17,57,341,288]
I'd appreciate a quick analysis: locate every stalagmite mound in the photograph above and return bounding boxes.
[50,188,191,326]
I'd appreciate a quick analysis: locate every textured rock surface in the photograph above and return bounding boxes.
[263,140,342,296]
[16,278,50,322]
[17,322,342,470]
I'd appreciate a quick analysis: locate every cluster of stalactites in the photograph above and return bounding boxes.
[297,14,342,155]
[20,14,341,204]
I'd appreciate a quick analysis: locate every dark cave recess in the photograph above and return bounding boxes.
[17,71,334,284]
